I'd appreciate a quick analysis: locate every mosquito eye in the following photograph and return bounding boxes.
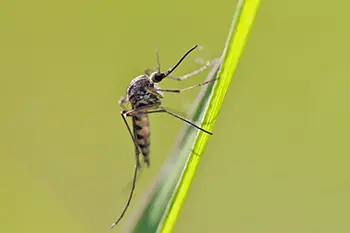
[154,74,161,82]
[153,73,164,83]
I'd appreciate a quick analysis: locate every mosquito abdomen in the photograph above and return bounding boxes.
[132,114,150,166]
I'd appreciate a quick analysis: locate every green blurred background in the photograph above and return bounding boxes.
[1,0,349,232]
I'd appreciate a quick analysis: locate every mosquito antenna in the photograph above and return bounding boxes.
[155,42,161,73]
[110,163,139,229]
[165,44,198,77]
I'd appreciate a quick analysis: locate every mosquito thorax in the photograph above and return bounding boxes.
[126,74,163,108]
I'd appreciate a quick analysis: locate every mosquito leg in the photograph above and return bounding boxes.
[155,78,218,93]
[123,104,160,117]
[110,112,142,229]
[135,108,213,135]
[122,170,142,194]
[120,111,141,168]
[160,108,213,135]
[166,58,219,81]
[110,154,138,229]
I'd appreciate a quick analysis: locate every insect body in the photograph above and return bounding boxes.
[126,75,163,166]
[110,45,217,229]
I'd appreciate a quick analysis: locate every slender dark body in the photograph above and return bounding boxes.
[126,75,163,166]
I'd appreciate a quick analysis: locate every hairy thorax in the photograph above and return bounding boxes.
[126,75,163,108]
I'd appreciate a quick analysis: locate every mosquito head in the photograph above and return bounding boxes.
[150,71,166,83]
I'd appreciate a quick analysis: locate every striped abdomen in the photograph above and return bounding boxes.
[132,114,150,166]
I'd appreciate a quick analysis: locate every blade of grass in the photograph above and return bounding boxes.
[161,1,261,232]
[121,0,261,232]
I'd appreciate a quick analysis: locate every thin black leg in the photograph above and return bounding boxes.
[136,108,213,135]
[110,112,141,228]
[120,111,141,166]
[110,157,138,228]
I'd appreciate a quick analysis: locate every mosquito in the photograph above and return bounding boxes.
[110,44,217,229]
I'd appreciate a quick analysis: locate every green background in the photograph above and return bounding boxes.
[1,0,349,233]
